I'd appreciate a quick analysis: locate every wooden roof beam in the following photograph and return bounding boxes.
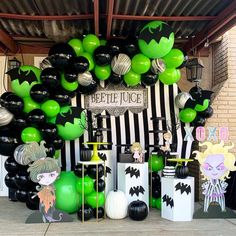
[184,0,236,53]
[0,29,18,54]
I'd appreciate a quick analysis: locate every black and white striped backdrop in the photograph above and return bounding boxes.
[59,80,193,171]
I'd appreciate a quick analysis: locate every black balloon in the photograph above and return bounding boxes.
[109,72,123,85]
[77,204,93,221]
[26,199,39,210]
[40,67,61,90]
[87,164,104,179]
[0,92,13,107]
[199,106,213,118]
[52,89,72,106]
[27,191,39,206]
[40,123,58,141]
[4,156,20,173]
[123,37,139,57]
[71,56,89,73]
[193,115,206,127]
[94,178,105,192]
[74,163,88,178]
[94,46,112,66]
[48,43,75,70]
[107,39,123,56]
[14,171,35,190]
[149,172,161,186]
[0,126,20,156]
[10,114,27,131]
[189,85,202,99]
[128,200,148,221]
[5,94,24,114]
[27,109,46,127]
[4,173,18,189]
[141,71,158,86]
[52,136,65,150]
[152,186,161,198]
[93,207,104,218]
[44,142,56,157]
[63,67,78,83]
[77,82,97,95]
[15,190,28,202]
[30,84,50,103]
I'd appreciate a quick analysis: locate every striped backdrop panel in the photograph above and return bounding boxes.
[60,81,193,171]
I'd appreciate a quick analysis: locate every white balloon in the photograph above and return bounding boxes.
[111,53,131,75]
[0,107,13,127]
[175,92,193,109]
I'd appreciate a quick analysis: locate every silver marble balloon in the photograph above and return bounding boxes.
[40,57,53,70]
[175,92,193,109]
[77,71,94,87]
[0,107,14,127]
[151,58,166,74]
[111,53,131,75]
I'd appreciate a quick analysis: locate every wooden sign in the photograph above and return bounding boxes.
[85,84,148,116]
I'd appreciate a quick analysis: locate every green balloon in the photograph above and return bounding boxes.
[41,100,60,118]
[83,34,100,54]
[156,197,162,210]
[100,39,107,46]
[61,73,79,91]
[95,65,111,80]
[76,176,94,195]
[68,38,84,56]
[162,49,184,68]
[131,54,151,74]
[55,106,87,140]
[194,99,209,112]
[78,52,95,71]
[10,65,41,98]
[179,108,197,123]
[124,69,141,87]
[86,191,105,208]
[138,21,174,59]
[150,197,158,208]
[54,150,60,159]
[23,97,40,113]
[55,171,82,213]
[148,154,164,172]
[21,127,42,143]
[159,68,181,85]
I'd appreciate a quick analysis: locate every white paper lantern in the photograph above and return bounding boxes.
[105,190,128,219]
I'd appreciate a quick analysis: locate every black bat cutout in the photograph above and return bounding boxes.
[129,185,145,197]
[125,166,140,178]
[106,166,112,174]
[175,182,191,195]
[6,68,38,85]
[162,194,174,208]
[56,107,84,126]
[185,90,214,109]
[98,152,107,161]
[139,22,173,44]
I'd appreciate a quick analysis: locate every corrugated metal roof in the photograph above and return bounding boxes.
[0,0,234,47]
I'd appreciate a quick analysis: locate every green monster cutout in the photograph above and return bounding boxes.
[7,65,41,98]
[51,106,86,141]
[138,21,175,59]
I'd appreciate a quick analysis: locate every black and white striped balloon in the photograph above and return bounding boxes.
[111,53,131,75]
[175,92,193,109]
[77,71,94,87]
[151,59,166,74]
[0,107,14,127]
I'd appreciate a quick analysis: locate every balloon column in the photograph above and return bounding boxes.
[175,86,214,125]
[74,163,106,221]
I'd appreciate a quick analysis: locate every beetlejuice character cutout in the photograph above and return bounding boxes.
[14,141,72,223]
[194,141,236,212]
[160,131,172,153]
[131,142,146,163]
